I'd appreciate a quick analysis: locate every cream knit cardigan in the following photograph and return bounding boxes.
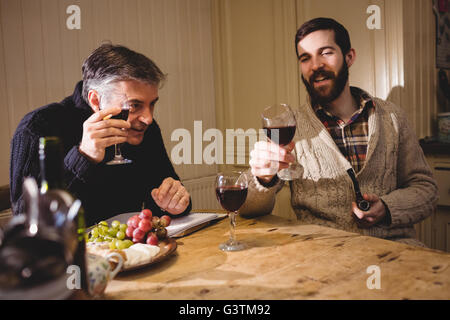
[241,90,438,242]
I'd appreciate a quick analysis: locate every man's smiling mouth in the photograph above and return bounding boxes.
[314,76,329,82]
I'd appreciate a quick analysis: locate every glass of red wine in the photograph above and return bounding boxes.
[262,103,301,180]
[106,94,132,165]
[215,171,248,251]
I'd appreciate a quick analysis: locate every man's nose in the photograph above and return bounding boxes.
[138,107,153,125]
[311,56,324,71]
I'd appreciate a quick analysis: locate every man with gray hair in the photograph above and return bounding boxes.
[10,44,191,226]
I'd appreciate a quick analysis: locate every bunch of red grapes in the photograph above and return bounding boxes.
[125,209,171,245]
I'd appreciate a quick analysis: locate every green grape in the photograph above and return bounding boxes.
[116,230,125,240]
[88,221,132,244]
[115,239,126,250]
[99,225,108,236]
[123,240,133,248]
[99,221,108,227]
[91,227,99,238]
[111,220,120,229]
[108,227,117,237]
[109,241,117,250]
[104,236,114,242]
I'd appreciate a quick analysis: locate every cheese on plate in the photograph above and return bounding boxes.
[86,242,160,269]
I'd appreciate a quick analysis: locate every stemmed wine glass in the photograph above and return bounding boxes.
[105,94,132,165]
[261,103,301,180]
[215,171,248,251]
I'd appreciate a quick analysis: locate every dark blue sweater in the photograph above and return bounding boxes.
[10,81,191,226]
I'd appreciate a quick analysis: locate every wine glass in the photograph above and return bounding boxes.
[215,171,248,251]
[105,95,132,165]
[261,103,301,180]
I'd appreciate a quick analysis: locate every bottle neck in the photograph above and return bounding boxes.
[39,137,65,193]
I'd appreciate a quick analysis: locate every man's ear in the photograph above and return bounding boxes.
[87,90,101,112]
[345,48,356,68]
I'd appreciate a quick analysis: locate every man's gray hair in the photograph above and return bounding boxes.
[81,43,166,104]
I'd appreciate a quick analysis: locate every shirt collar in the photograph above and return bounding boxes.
[313,86,375,120]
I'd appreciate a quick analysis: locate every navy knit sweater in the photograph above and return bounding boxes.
[10,81,191,226]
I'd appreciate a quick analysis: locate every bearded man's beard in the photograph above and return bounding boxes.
[302,60,349,107]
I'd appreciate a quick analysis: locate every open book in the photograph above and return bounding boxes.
[166,211,227,237]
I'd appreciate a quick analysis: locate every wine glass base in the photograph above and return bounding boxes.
[277,165,302,181]
[219,240,246,252]
[106,158,132,165]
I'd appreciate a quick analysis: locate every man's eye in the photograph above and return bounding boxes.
[300,57,310,62]
[128,104,140,112]
[322,51,333,56]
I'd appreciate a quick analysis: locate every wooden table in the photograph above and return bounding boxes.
[105,215,450,300]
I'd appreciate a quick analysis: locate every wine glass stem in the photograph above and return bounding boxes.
[229,211,237,243]
[114,143,123,159]
[288,145,297,168]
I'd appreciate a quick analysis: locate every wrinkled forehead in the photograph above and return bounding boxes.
[297,29,338,55]
[110,79,159,102]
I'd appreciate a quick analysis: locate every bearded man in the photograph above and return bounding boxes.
[243,17,438,247]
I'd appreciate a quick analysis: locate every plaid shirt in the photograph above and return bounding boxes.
[314,87,374,173]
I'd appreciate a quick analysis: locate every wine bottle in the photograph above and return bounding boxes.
[38,136,89,298]
[38,136,65,227]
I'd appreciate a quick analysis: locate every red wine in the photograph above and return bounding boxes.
[112,108,130,121]
[216,186,248,212]
[263,125,296,146]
